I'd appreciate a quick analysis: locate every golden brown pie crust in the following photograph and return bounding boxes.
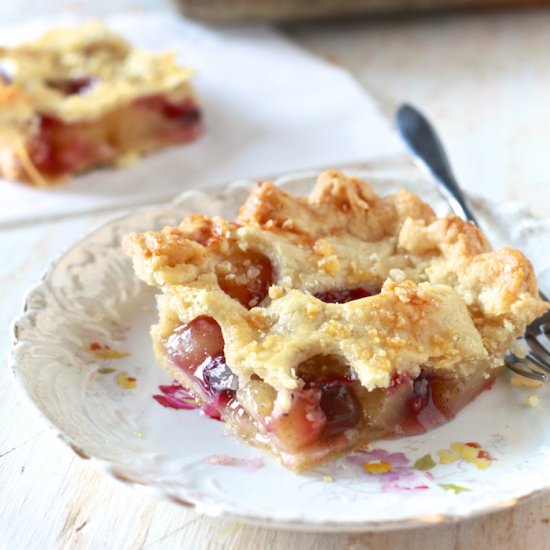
[124,171,547,399]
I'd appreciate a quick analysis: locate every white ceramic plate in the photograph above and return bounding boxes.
[11,168,550,532]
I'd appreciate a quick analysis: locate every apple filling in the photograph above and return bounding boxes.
[27,90,201,180]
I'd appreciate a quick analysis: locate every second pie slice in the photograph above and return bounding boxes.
[0,21,201,186]
[124,171,547,472]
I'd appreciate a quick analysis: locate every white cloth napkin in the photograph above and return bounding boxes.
[0,12,402,226]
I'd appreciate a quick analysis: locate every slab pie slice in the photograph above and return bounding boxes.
[0,21,201,186]
[124,171,548,472]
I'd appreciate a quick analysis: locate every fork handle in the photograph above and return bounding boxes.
[396,104,479,225]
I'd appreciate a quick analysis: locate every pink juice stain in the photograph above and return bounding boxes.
[153,381,224,420]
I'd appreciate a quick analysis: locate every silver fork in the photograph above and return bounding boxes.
[395,103,550,381]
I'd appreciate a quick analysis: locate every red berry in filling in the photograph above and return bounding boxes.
[409,377,430,413]
[161,99,201,124]
[314,286,379,304]
[319,380,362,438]
[132,95,201,125]
[200,354,238,393]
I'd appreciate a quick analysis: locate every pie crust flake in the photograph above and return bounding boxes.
[124,170,548,471]
[0,21,201,186]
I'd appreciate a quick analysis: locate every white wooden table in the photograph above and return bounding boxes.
[2,4,550,548]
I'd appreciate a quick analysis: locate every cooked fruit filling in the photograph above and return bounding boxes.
[216,250,273,308]
[28,95,201,177]
[164,314,497,453]
[46,76,98,95]
[165,317,237,419]
[314,286,380,304]
[387,369,499,437]
[164,317,364,448]
[317,380,362,438]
